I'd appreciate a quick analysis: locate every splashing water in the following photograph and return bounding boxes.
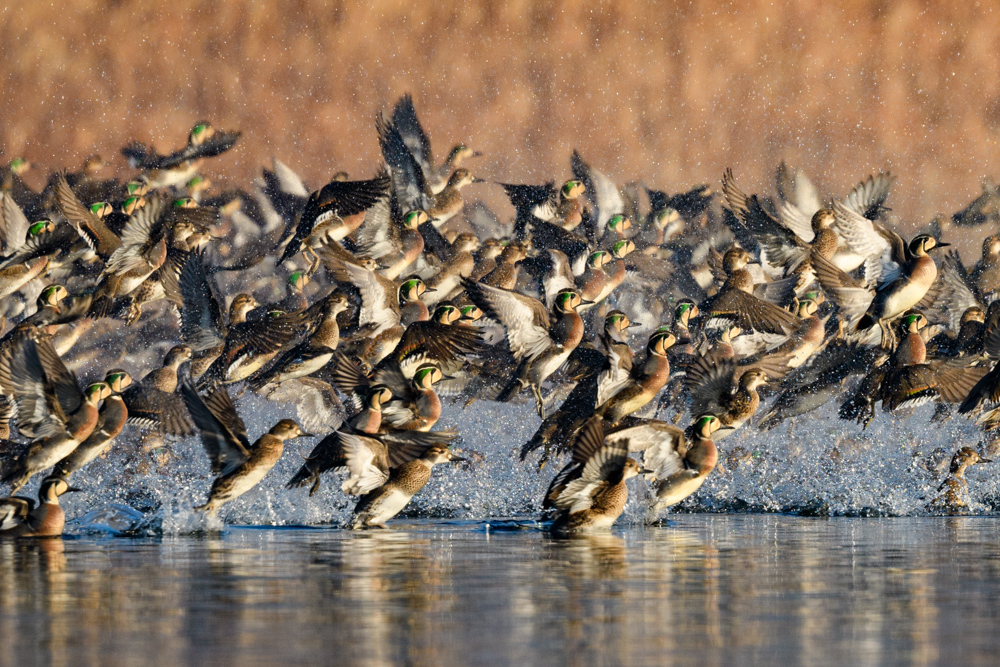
[62,387,999,536]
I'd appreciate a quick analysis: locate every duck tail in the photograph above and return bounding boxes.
[87,296,115,320]
[285,464,317,491]
[495,376,523,403]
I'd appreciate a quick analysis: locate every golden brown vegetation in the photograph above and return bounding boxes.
[2,0,1000,234]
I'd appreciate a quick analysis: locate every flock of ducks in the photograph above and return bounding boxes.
[1,95,1000,537]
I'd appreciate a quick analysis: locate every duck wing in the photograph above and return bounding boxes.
[180,382,250,475]
[179,251,226,351]
[462,278,553,362]
[54,174,122,259]
[685,356,737,419]
[0,192,29,255]
[391,94,435,176]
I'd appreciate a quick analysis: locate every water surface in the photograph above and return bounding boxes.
[3,516,1000,666]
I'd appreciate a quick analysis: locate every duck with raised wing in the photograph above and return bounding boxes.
[543,416,651,534]
[180,381,311,515]
[0,335,110,492]
[464,281,589,419]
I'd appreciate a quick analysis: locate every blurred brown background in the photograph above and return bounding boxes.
[2,0,1000,233]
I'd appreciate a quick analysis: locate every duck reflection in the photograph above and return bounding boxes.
[1,519,997,666]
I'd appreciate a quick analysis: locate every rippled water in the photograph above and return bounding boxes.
[3,516,1000,666]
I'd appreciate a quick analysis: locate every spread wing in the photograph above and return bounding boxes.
[722,169,809,271]
[344,262,401,336]
[0,192,29,254]
[179,251,226,351]
[571,150,623,235]
[121,383,196,437]
[842,173,895,221]
[180,382,250,475]
[139,130,242,169]
[391,94,435,174]
[54,173,122,258]
[377,111,431,214]
[336,431,391,495]
[462,278,553,361]
[701,288,799,334]
[685,356,737,418]
[552,417,627,514]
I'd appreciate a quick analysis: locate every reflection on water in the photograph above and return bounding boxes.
[2,516,1000,666]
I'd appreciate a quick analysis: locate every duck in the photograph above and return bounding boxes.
[463,282,588,419]
[247,292,350,391]
[685,361,769,440]
[120,345,196,437]
[180,381,312,515]
[544,416,651,534]
[699,247,799,335]
[390,94,480,195]
[855,235,949,338]
[0,334,110,492]
[287,410,455,499]
[286,384,395,494]
[875,311,987,413]
[54,370,132,477]
[350,444,465,529]
[278,171,390,265]
[179,253,308,386]
[0,475,79,537]
[646,414,721,511]
[377,111,483,225]
[121,121,242,189]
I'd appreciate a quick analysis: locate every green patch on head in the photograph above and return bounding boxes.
[697,415,717,431]
[29,221,51,235]
[85,382,108,398]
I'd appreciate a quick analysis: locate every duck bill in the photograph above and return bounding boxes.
[471,177,487,184]
[298,432,315,438]
[580,299,595,305]
[626,322,642,328]
[639,467,656,475]
[65,486,83,493]
[470,151,484,158]
[449,455,468,463]
[930,242,951,251]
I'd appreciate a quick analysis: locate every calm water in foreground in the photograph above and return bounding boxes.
[2,515,1000,666]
